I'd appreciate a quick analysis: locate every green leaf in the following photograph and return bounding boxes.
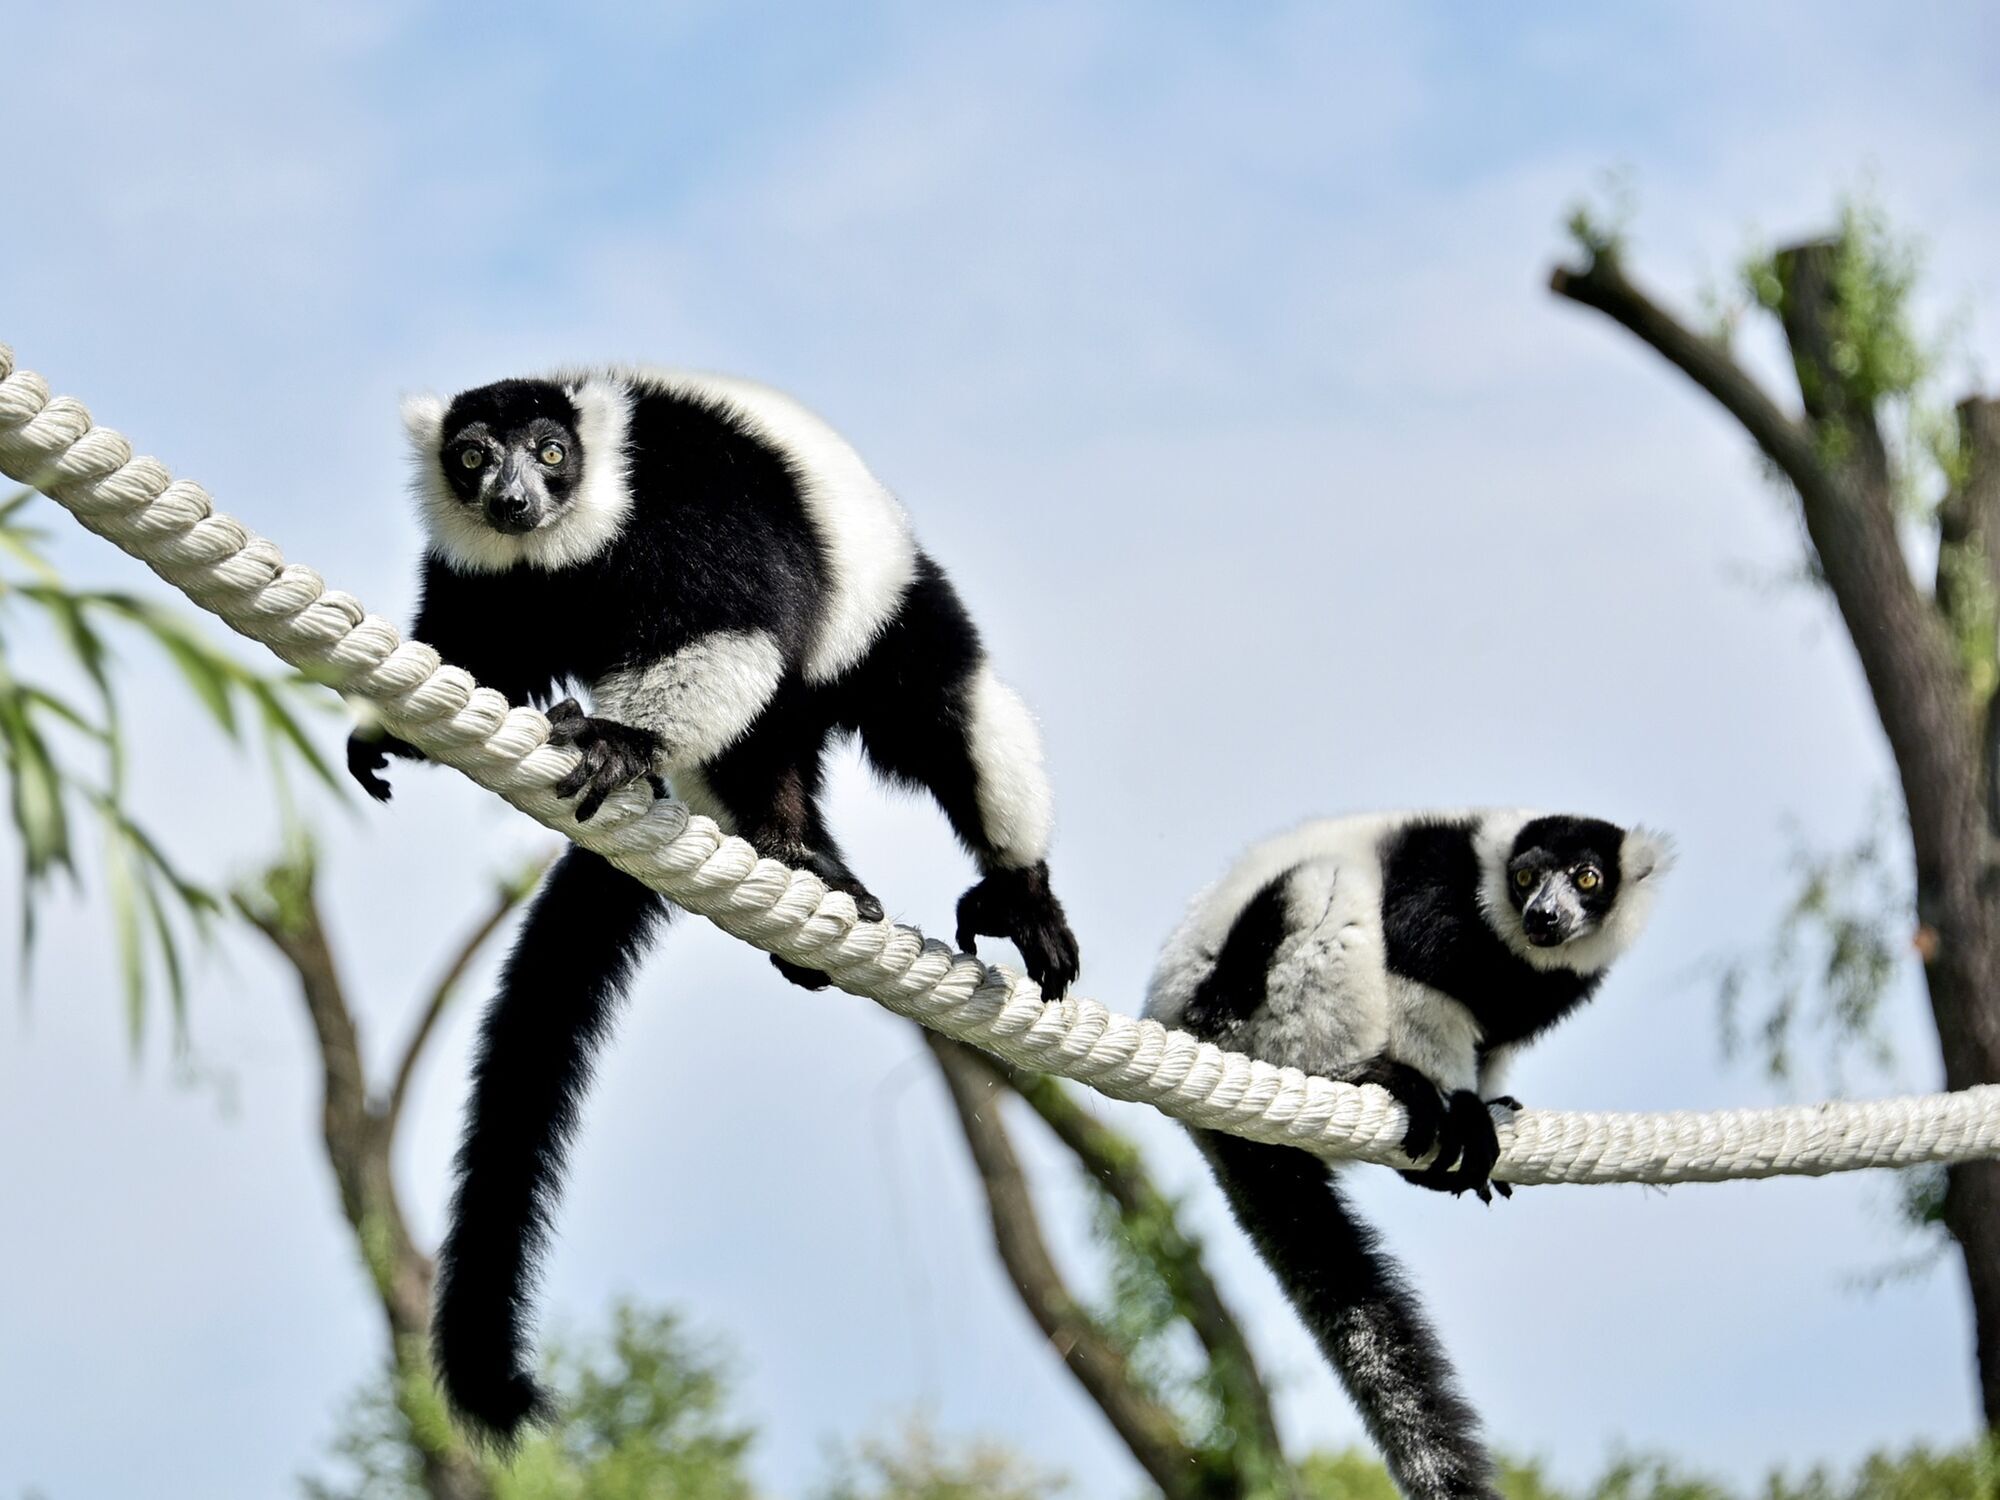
[137,865,191,1038]
[0,691,73,879]
[20,685,109,742]
[154,629,240,737]
[21,585,114,706]
[0,524,60,584]
[251,679,345,797]
[103,823,146,1050]
[0,488,40,525]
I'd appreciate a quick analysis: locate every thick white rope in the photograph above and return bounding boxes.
[3,341,1997,1187]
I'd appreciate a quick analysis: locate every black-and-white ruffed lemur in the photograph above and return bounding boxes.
[347,367,1082,1442]
[1146,811,1670,1500]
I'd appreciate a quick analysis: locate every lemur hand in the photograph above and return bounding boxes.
[1347,1056,1451,1163]
[955,862,1081,1000]
[545,698,663,823]
[346,728,425,803]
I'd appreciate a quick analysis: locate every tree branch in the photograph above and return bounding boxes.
[233,863,371,1166]
[1772,242,1895,493]
[968,1053,1289,1478]
[386,854,551,1131]
[1553,243,1982,886]
[1938,397,2000,832]
[1550,251,1833,506]
[921,1031,1207,1500]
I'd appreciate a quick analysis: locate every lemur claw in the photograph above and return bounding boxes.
[954,862,1080,1000]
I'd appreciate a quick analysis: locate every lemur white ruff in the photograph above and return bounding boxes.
[350,368,1081,1444]
[1146,811,1669,1500]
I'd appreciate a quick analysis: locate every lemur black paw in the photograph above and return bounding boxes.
[347,732,395,802]
[954,862,1080,1000]
[830,878,885,924]
[768,879,883,991]
[1347,1055,1449,1162]
[346,729,423,803]
[1488,1095,1523,1114]
[1413,1091,1504,1202]
[771,954,834,991]
[546,699,663,822]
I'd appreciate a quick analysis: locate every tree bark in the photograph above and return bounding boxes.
[922,1030,1225,1500]
[969,1053,1292,1487]
[1552,244,2000,1428]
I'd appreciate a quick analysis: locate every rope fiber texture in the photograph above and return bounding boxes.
[3,340,1997,1187]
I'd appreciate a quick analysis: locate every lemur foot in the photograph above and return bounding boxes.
[1402,1091,1508,1202]
[954,861,1081,1000]
[545,697,663,822]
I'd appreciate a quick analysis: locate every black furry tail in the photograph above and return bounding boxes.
[1200,1131,1498,1500]
[432,847,673,1445]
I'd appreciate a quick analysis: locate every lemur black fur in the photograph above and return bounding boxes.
[1147,811,1670,1500]
[350,367,1081,1443]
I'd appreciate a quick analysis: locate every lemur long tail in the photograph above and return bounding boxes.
[432,846,673,1444]
[1200,1131,1498,1500]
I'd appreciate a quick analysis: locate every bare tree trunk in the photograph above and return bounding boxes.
[1552,243,2000,1427]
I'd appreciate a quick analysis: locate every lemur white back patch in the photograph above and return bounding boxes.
[619,367,919,683]
[402,378,635,575]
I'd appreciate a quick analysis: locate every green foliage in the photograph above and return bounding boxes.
[1295,1443,2000,1500]
[0,488,338,1047]
[498,1305,758,1500]
[815,1420,1066,1500]
[1564,167,1637,264]
[1716,803,1910,1092]
[308,1304,758,1500]
[310,1304,1072,1500]
[1738,197,1964,521]
[1296,1448,1403,1500]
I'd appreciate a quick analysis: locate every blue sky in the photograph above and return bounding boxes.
[5,3,2000,1496]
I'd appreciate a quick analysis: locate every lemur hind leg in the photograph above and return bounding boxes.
[696,710,883,991]
[846,556,1080,997]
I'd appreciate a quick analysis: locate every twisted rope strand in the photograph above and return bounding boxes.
[3,341,1997,1186]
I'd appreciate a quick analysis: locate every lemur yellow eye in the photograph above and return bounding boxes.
[1513,869,1535,889]
[458,446,485,469]
[538,441,566,466]
[1575,866,1602,891]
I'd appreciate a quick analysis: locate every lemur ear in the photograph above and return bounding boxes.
[400,392,447,454]
[1621,827,1676,883]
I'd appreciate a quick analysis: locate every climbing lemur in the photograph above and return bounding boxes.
[349,367,1082,1443]
[1146,811,1670,1500]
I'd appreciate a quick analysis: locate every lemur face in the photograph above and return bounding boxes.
[435,380,586,536]
[1502,815,1628,949]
